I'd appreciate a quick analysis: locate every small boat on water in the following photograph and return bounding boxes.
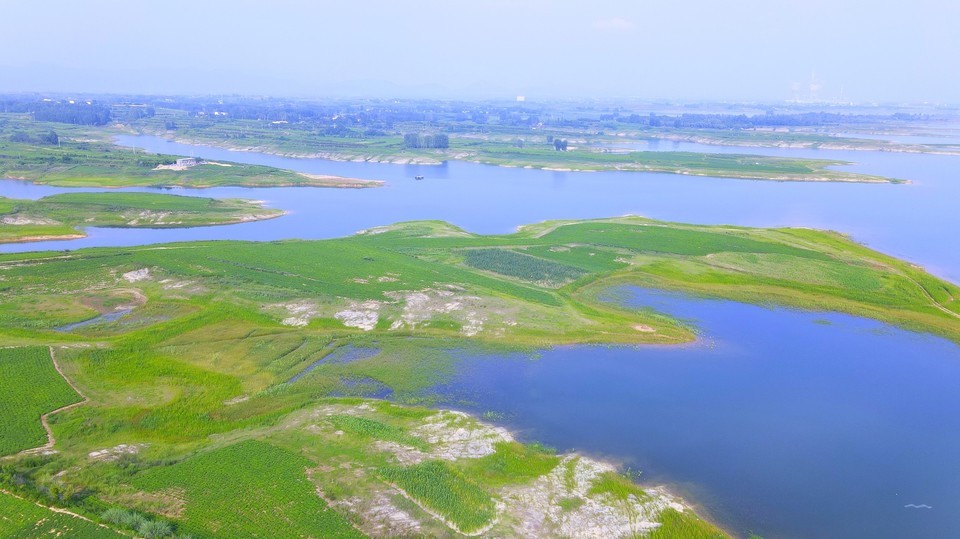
[414,175,424,180]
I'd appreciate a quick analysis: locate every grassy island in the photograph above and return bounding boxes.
[0,192,284,243]
[0,114,383,189]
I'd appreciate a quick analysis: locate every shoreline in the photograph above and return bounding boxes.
[128,132,900,184]
[647,132,960,156]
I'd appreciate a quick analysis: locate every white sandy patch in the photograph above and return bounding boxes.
[88,443,146,461]
[414,410,513,460]
[122,268,150,282]
[2,215,59,225]
[386,288,486,336]
[504,455,686,538]
[371,441,430,466]
[324,491,422,537]
[335,300,382,331]
[277,301,320,327]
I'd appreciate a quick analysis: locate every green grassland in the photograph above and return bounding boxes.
[0,217,956,537]
[0,114,381,188]
[128,109,899,183]
[0,346,82,456]
[380,460,497,533]
[464,144,897,182]
[0,192,284,243]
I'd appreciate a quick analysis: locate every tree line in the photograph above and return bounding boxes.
[403,133,449,149]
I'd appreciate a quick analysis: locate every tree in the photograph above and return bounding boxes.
[39,130,59,145]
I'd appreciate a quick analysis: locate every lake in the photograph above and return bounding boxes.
[435,287,960,538]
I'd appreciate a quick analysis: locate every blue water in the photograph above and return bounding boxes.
[54,308,133,332]
[287,345,381,383]
[2,135,960,284]
[432,287,960,539]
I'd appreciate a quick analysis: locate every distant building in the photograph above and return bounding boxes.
[516,95,526,102]
[175,158,199,167]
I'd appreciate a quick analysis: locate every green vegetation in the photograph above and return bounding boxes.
[379,460,497,533]
[0,346,81,456]
[467,145,898,182]
[460,441,560,487]
[101,507,178,538]
[0,491,125,538]
[589,471,651,502]
[462,248,587,286]
[0,192,283,243]
[328,414,430,451]
[133,440,361,538]
[649,508,728,539]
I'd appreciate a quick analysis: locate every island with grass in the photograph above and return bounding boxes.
[0,114,383,189]
[0,192,284,243]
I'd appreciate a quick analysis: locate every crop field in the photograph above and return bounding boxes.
[462,248,587,286]
[133,440,362,538]
[0,491,125,538]
[379,460,497,533]
[0,346,82,456]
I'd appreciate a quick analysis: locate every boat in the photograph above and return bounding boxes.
[414,175,424,180]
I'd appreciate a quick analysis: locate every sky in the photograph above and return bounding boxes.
[2,0,958,102]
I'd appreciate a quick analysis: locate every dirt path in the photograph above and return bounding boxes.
[12,347,89,458]
[901,275,960,320]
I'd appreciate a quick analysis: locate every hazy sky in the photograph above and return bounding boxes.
[2,0,957,102]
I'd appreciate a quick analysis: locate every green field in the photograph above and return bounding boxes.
[133,440,361,538]
[0,192,283,243]
[0,491,126,538]
[380,460,497,533]
[0,346,82,456]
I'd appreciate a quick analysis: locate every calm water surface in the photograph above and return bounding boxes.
[434,287,960,538]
